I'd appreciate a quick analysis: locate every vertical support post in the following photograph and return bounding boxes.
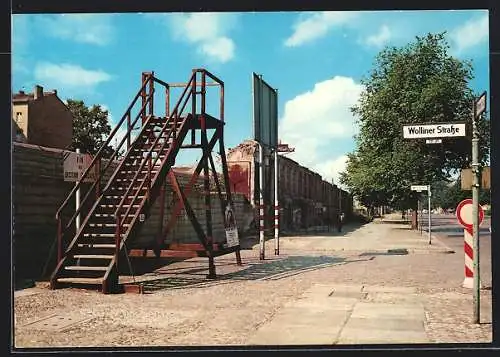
[141,72,147,125]
[76,148,81,232]
[191,71,197,146]
[258,142,265,260]
[126,111,131,150]
[200,71,216,278]
[274,149,279,255]
[428,185,432,244]
[96,157,101,200]
[157,181,166,247]
[57,217,62,264]
[149,72,154,117]
[166,86,170,117]
[471,99,481,324]
[418,198,422,235]
[115,216,121,268]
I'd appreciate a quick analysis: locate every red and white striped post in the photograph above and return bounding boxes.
[274,149,279,255]
[456,199,484,289]
[257,141,265,260]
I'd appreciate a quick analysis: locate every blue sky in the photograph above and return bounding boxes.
[11,10,489,185]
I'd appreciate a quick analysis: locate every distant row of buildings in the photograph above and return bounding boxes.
[226,140,353,232]
[12,85,73,149]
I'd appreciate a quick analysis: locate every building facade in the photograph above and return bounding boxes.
[227,140,353,232]
[12,85,73,150]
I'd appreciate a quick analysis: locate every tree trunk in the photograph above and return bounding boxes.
[411,199,418,230]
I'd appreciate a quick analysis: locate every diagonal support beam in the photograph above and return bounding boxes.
[168,170,209,250]
[160,129,221,241]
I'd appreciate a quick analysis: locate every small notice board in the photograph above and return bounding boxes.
[63,152,97,183]
[224,204,240,247]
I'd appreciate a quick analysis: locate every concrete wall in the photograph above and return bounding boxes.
[13,143,253,280]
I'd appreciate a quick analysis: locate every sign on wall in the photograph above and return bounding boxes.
[63,152,97,182]
[224,204,240,247]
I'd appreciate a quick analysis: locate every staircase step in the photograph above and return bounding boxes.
[88,223,129,228]
[94,213,134,218]
[99,204,141,208]
[57,277,104,284]
[84,233,121,238]
[77,244,116,249]
[110,186,146,191]
[73,254,114,259]
[65,266,109,271]
[105,195,145,200]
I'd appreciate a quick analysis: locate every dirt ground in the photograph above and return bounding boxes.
[13,222,493,348]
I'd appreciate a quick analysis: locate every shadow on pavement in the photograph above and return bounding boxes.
[139,255,374,293]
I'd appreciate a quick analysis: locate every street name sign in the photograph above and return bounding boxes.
[411,185,428,192]
[475,92,487,118]
[403,123,466,139]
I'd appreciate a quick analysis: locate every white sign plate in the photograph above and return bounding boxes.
[63,152,96,182]
[426,139,442,144]
[475,93,486,118]
[411,185,429,191]
[225,228,240,247]
[403,123,466,139]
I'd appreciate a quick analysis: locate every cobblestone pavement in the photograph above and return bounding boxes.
[13,221,492,348]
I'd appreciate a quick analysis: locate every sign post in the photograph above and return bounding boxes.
[75,149,81,231]
[470,91,486,324]
[427,185,432,245]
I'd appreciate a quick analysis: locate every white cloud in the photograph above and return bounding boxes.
[364,25,392,48]
[450,13,488,54]
[284,11,358,47]
[37,14,114,46]
[312,155,349,188]
[34,62,112,91]
[279,76,364,183]
[151,12,238,63]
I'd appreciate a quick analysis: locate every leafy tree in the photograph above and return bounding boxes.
[67,99,114,157]
[340,33,490,212]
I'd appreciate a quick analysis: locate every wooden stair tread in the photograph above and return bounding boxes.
[77,244,116,248]
[73,254,114,259]
[57,277,104,284]
[65,266,108,271]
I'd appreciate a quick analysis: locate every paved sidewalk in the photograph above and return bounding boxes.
[256,221,454,255]
[248,283,428,345]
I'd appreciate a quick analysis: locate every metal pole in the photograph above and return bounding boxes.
[274,149,279,255]
[472,100,480,324]
[76,148,81,232]
[428,185,432,244]
[258,142,265,260]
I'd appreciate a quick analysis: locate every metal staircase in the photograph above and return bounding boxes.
[50,69,240,293]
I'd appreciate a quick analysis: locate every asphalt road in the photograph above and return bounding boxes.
[420,213,492,287]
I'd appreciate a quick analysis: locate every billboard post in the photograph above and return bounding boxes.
[252,73,279,259]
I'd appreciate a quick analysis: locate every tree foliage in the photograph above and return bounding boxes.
[67,99,114,157]
[340,33,490,210]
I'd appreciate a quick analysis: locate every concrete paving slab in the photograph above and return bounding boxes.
[367,292,423,305]
[21,313,92,332]
[337,327,429,344]
[350,302,425,321]
[363,286,417,294]
[345,317,424,332]
[284,297,358,311]
[249,325,339,345]
[269,307,350,328]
